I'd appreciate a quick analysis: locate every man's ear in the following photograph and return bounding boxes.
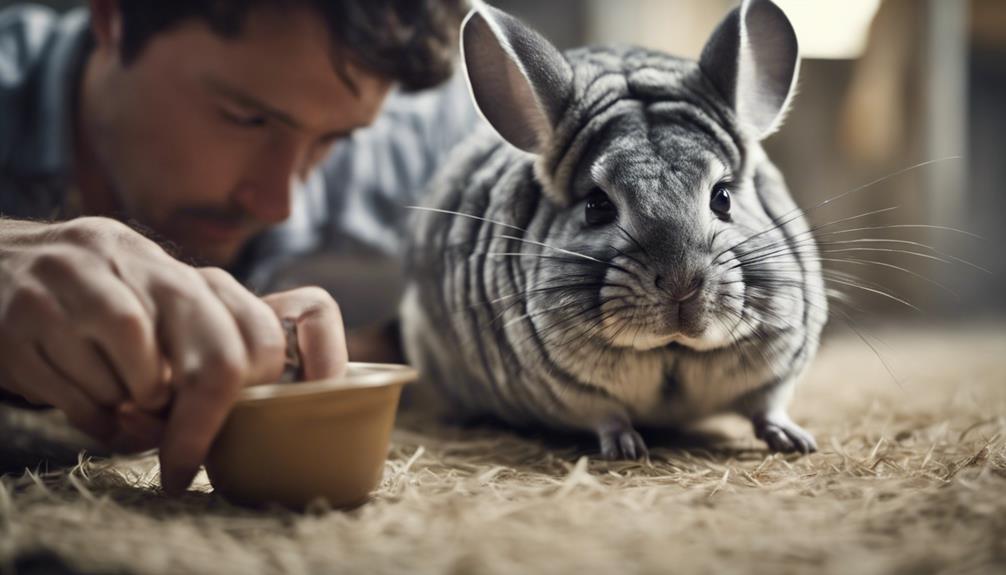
[461,3,574,154]
[88,0,123,52]
[699,0,800,139]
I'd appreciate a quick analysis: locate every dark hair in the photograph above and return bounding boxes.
[116,0,468,91]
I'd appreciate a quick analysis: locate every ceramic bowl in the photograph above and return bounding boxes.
[205,362,416,509]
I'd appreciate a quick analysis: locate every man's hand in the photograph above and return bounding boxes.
[0,217,295,492]
[261,287,349,381]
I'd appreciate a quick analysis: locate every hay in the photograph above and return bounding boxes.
[2,321,1005,575]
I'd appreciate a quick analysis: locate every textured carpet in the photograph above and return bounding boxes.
[1,321,1004,575]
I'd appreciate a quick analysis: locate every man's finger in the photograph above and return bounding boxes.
[263,287,348,381]
[297,304,348,380]
[40,334,126,406]
[198,268,285,386]
[110,402,166,453]
[152,273,248,494]
[41,257,163,411]
[10,344,116,440]
[158,357,244,494]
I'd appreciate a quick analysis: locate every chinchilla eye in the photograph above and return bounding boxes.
[710,184,732,217]
[585,188,617,226]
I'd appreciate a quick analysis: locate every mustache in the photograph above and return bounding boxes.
[177,207,257,227]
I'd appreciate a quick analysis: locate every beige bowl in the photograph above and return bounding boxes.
[205,362,416,509]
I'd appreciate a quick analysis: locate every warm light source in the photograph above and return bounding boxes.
[774,0,882,59]
[587,0,882,61]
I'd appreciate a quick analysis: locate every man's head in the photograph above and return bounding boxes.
[79,0,465,266]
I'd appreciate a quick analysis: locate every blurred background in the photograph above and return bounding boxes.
[6,0,1004,326]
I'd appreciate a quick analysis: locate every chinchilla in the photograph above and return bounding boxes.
[400,0,828,458]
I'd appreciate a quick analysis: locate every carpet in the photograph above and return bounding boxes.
[1,321,1004,574]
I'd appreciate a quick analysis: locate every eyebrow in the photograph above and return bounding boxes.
[202,76,353,140]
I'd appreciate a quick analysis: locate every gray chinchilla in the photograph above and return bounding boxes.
[401,0,828,458]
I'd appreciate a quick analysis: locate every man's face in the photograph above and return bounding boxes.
[86,4,391,266]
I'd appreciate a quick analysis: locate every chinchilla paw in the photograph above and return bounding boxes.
[753,413,818,454]
[596,422,649,460]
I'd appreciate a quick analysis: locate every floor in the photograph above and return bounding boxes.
[1,321,1004,574]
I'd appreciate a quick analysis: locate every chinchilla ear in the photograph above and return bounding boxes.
[461,3,573,154]
[699,0,799,139]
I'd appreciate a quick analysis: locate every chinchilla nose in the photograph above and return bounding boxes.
[655,275,704,302]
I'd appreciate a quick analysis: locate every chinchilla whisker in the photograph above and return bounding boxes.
[722,156,960,261]
[726,205,903,264]
[530,298,623,338]
[818,236,963,251]
[719,317,765,377]
[713,205,902,266]
[499,298,605,330]
[404,205,529,234]
[820,277,921,312]
[734,280,863,317]
[609,245,648,270]
[741,265,930,298]
[820,247,970,269]
[615,223,653,262]
[493,288,606,318]
[804,156,961,216]
[627,314,650,352]
[736,266,923,310]
[486,280,623,305]
[585,306,639,372]
[531,303,630,351]
[730,236,987,275]
[739,258,959,303]
[445,236,613,263]
[718,291,826,326]
[442,232,586,256]
[487,286,616,323]
[495,234,606,265]
[825,289,868,314]
[715,304,786,365]
[831,307,904,389]
[725,306,796,335]
[820,269,910,294]
[817,257,959,298]
[590,305,647,376]
[716,202,896,266]
[483,251,634,276]
[462,281,614,313]
[818,239,990,273]
[712,314,757,386]
[726,315,775,391]
[818,223,983,240]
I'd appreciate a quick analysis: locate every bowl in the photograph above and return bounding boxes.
[205,362,416,509]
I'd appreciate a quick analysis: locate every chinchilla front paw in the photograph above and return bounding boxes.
[753,412,818,454]
[596,420,649,460]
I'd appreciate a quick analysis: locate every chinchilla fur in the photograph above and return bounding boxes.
[401,0,827,458]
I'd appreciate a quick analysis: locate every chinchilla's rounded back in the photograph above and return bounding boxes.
[402,0,827,458]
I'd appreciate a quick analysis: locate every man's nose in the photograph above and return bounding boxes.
[235,143,301,224]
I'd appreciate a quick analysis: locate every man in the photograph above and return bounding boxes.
[0,0,473,493]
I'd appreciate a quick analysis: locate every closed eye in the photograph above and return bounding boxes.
[219,107,267,128]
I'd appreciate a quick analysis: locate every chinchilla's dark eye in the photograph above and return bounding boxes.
[585,188,617,226]
[710,184,732,217]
